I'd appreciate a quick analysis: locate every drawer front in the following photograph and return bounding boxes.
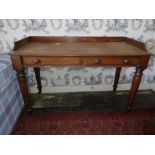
[81,57,140,66]
[22,56,140,67]
[22,57,82,66]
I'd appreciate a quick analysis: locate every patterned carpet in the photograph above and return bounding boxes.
[12,108,155,135]
[12,91,155,135]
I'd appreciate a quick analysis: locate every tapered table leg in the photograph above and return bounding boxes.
[113,67,121,93]
[34,67,42,94]
[126,66,144,111]
[11,54,32,112]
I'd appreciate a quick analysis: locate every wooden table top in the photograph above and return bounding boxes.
[13,36,151,57]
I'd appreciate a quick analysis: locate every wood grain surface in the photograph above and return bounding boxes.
[13,36,150,56]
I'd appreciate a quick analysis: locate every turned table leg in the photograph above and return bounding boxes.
[34,67,42,94]
[17,69,32,112]
[11,54,32,112]
[113,67,121,93]
[126,66,144,111]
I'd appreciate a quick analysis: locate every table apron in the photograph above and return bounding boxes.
[21,56,143,67]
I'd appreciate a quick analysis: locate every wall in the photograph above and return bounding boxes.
[0,19,155,93]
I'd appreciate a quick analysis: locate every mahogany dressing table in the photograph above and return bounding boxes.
[10,36,151,112]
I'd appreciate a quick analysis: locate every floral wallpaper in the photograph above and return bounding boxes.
[0,19,155,93]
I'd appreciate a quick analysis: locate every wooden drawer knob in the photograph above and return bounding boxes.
[95,59,101,65]
[124,59,129,64]
[33,59,40,64]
